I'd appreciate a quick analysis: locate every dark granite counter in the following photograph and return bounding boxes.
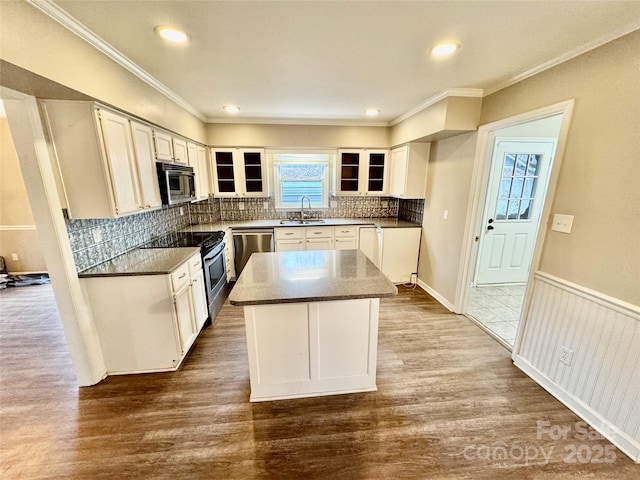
[78,247,200,278]
[229,249,397,306]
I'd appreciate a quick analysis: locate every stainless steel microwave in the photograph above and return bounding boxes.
[156,162,196,205]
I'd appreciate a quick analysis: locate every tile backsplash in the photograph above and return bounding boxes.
[398,199,425,224]
[66,204,195,272]
[210,195,399,221]
[66,195,418,273]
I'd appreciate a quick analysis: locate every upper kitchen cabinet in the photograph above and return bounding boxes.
[210,148,268,197]
[153,130,174,162]
[336,149,389,196]
[172,137,188,165]
[41,100,160,218]
[389,143,431,199]
[187,142,210,201]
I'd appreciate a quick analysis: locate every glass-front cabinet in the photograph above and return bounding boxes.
[336,149,389,196]
[211,148,268,197]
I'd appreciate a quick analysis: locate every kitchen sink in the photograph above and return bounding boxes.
[279,219,326,225]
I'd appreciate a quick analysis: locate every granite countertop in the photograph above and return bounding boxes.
[228,250,397,306]
[78,247,200,278]
[181,217,420,233]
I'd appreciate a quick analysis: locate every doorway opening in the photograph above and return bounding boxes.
[458,106,572,350]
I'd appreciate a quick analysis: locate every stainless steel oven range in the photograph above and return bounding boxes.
[141,230,228,321]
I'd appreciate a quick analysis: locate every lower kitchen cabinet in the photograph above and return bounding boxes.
[275,226,360,252]
[359,226,421,283]
[82,252,207,374]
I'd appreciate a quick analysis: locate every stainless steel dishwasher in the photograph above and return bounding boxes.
[232,229,274,277]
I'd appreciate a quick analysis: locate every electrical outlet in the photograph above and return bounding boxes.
[263,202,269,210]
[91,228,102,244]
[559,347,573,366]
[238,202,245,211]
[381,201,389,208]
[410,273,417,285]
[552,214,574,233]
[179,207,184,216]
[11,253,19,262]
[330,200,338,208]
[443,210,449,220]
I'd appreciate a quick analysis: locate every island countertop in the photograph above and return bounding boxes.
[229,249,397,306]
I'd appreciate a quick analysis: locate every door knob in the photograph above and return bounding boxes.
[488,218,494,224]
[487,225,495,230]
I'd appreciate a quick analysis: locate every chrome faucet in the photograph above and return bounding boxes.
[300,195,311,220]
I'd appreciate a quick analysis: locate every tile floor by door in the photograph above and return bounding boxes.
[466,284,526,347]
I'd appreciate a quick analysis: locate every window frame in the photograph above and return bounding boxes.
[269,149,335,211]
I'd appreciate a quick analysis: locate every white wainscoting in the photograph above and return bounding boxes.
[514,271,640,462]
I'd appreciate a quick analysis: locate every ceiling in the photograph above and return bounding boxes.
[43,1,640,125]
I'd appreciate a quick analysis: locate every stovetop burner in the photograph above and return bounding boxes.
[141,230,225,254]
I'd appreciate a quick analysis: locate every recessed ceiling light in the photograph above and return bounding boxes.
[223,105,240,114]
[365,108,380,116]
[154,26,190,43]
[431,41,461,57]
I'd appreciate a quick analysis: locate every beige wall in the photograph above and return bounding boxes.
[207,123,389,148]
[0,1,206,143]
[0,117,47,273]
[481,30,640,305]
[417,132,477,302]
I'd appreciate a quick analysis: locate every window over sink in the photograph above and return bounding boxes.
[270,151,334,210]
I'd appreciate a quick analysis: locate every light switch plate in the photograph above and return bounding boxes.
[443,210,449,220]
[263,202,269,210]
[238,202,245,211]
[92,228,102,244]
[552,213,574,233]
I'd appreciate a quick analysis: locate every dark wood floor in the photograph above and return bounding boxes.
[1,283,638,479]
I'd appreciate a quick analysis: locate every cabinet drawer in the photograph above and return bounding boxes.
[171,262,190,291]
[275,228,304,240]
[305,226,334,238]
[187,254,202,276]
[334,226,359,237]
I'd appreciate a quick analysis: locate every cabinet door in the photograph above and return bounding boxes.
[389,146,408,197]
[364,150,388,195]
[336,150,362,195]
[97,109,141,216]
[380,227,421,283]
[212,149,238,196]
[154,130,174,162]
[276,239,305,251]
[358,227,381,268]
[130,121,162,210]
[335,237,358,250]
[173,138,188,165]
[196,145,210,200]
[190,270,209,331]
[239,149,267,197]
[305,238,333,250]
[174,283,196,354]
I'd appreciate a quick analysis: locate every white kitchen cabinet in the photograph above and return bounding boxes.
[334,226,360,250]
[130,121,162,210]
[153,130,174,162]
[276,239,305,251]
[187,142,209,201]
[274,227,305,251]
[224,228,236,281]
[173,137,188,165]
[82,252,207,374]
[304,226,334,250]
[336,149,389,196]
[389,143,431,198]
[41,100,158,218]
[359,226,421,283]
[188,254,209,331]
[211,148,268,197]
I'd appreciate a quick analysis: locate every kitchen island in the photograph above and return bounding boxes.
[229,249,397,402]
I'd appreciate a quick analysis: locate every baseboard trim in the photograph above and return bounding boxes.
[514,356,640,463]
[416,278,455,312]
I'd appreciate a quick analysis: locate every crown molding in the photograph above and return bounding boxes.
[205,116,389,127]
[389,88,484,126]
[26,0,206,122]
[484,21,640,96]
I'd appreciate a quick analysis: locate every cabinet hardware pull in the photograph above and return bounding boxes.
[285,233,293,236]
[178,273,187,279]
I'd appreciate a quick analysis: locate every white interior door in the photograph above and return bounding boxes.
[476,138,556,285]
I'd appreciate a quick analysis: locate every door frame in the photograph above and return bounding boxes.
[453,99,575,356]
[473,136,557,286]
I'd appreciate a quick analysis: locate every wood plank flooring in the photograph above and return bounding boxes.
[1,284,638,479]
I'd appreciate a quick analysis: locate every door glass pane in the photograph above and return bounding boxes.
[515,155,528,176]
[511,178,524,199]
[496,199,508,220]
[503,154,515,176]
[527,155,540,176]
[523,178,536,198]
[499,179,511,198]
[519,200,532,220]
[507,200,520,220]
